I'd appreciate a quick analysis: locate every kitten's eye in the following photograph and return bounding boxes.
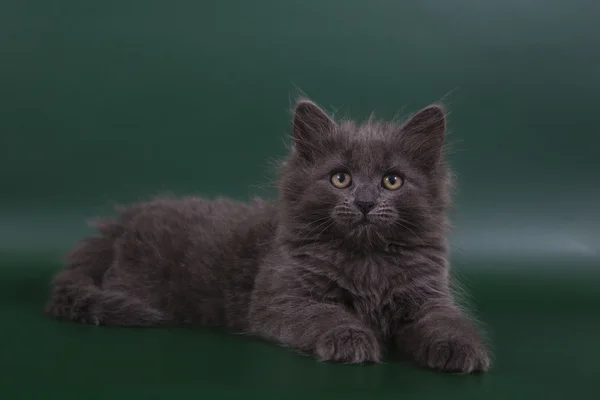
[330,172,352,189]
[382,174,403,190]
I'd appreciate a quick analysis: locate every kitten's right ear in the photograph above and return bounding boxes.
[292,99,336,159]
[399,104,447,171]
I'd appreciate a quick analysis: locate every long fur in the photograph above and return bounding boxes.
[46,99,490,373]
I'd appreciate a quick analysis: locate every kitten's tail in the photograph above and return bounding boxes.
[45,218,165,326]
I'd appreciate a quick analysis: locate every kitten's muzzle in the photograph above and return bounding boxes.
[354,200,376,215]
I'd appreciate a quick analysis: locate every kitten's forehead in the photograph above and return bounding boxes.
[343,120,399,141]
[334,121,402,172]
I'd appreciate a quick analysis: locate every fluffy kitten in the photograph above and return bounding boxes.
[46,99,490,373]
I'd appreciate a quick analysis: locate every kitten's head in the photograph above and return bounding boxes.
[279,98,452,250]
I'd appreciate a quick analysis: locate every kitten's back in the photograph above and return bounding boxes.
[46,196,277,328]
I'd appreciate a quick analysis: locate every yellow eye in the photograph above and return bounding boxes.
[382,174,403,190]
[330,172,352,189]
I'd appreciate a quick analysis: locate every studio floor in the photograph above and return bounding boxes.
[2,258,599,399]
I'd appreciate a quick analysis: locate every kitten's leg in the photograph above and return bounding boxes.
[395,297,490,373]
[46,226,168,327]
[47,272,167,326]
[249,297,381,364]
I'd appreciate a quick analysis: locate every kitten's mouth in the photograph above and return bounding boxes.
[355,216,372,226]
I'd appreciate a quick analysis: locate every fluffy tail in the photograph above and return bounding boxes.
[45,218,166,326]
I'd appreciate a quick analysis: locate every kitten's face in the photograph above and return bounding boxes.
[280,99,450,248]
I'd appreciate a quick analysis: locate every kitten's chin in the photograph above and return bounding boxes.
[336,220,388,249]
[335,215,379,231]
[352,215,389,230]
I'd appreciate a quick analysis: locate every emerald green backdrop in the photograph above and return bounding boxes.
[1,1,599,398]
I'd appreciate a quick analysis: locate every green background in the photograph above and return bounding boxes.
[1,1,599,398]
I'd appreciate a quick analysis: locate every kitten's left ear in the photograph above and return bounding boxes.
[292,99,337,160]
[400,104,447,170]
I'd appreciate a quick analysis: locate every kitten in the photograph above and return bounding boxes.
[46,99,490,373]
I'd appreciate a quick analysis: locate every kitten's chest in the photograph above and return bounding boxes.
[348,291,396,339]
[325,255,401,338]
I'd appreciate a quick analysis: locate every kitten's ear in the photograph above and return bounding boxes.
[292,99,336,159]
[400,105,447,171]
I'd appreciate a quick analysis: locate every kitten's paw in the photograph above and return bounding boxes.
[416,337,490,374]
[315,326,381,364]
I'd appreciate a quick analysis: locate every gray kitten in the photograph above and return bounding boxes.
[46,99,490,373]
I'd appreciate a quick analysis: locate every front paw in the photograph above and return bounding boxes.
[416,337,490,374]
[315,326,381,364]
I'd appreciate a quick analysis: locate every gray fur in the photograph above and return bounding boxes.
[46,99,490,373]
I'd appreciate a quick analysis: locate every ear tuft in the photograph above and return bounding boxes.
[402,105,446,138]
[400,104,447,171]
[292,99,336,159]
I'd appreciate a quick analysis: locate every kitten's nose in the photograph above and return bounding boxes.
[354,200,375,215]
